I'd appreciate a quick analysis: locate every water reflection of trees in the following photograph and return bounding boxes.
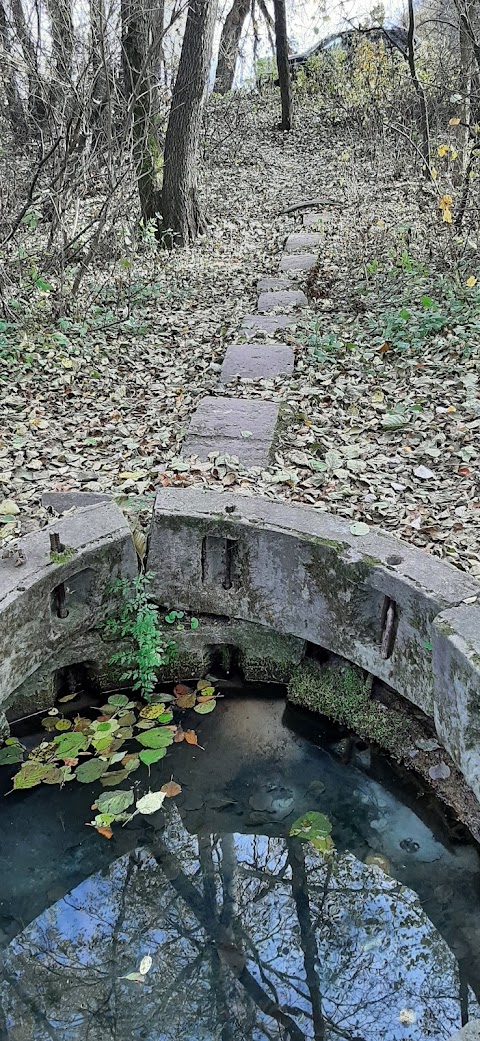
[0,812,476,1041]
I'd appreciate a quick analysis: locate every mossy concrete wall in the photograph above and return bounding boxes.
[1,488,480,803]
[146,488,480,800]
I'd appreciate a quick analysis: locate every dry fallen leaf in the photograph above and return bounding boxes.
[160,780,182,797]
[96,825,113,839]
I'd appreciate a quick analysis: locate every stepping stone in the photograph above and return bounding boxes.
[257,289,307,313]
[182,396,279,467]
[220,342,294,382]
[42,491,111,514]
[280,253,317,273]
[241,314,296,334]
[285,232,323,253]
[257,276,291,291]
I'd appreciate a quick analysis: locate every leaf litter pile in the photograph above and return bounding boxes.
[1,96,479,575]
[0,680,218,838]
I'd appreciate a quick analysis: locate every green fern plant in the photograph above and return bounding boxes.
[103,572,178,700]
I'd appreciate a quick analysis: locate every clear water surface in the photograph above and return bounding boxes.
[0,690,479,1041]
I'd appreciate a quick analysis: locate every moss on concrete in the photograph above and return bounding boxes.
[288,659,413,755]
[238,624,304,683]
[49,546,76,565]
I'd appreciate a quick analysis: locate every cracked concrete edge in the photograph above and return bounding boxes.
[0,501,138,710]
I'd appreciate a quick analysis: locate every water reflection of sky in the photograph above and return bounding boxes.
[1,818,477,1041]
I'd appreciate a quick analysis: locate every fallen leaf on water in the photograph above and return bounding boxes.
[139,955,153,976]
[96,825,113,839]
[136,790,166,815]
[176,693,197,709]
[173,727,185,743]
[174,683,191,697]
[184,730,202,747]
[119,972,146,983]
[161,780,182,798]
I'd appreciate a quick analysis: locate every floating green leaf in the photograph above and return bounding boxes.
[108,694,131,708]
[53,732,89,759]
[136,728,174,749]
[139,748,167,766]
[75,759,109,783]
[290,811,334,852]
[41,766,64,785]
[194,700,216,714]
[118,711,137,727]
[13,763,50,789]
[96,789,135,816]
[100,769,132,786]
[55,719,72,732]
[0,744,24,766]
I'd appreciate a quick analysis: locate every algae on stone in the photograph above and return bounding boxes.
[288,659,412,755]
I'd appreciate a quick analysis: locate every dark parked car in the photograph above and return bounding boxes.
[288,26,410,76]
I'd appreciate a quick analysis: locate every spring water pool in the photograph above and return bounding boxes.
[0,689,479,1040]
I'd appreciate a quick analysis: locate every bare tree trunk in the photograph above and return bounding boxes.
[46,0,74,88]
[214,0,250,94]
[161,0,218,246]
[10,0,46,124]
[273,0,292,130]
[406,0,430,173]
[459,3,474,173]
[0,0,28,138]
[122,0,162,223]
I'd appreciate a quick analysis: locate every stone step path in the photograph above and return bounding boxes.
[182,209,323,467]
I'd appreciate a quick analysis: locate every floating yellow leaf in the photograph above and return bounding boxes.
[139,703,166,719]
[466,275,477,288]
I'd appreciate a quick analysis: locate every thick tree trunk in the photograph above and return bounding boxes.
[0,0,28,138]
[122,0,162,223]
[161,0,218,246]
[214,0,250,95]
[273,0,292,131]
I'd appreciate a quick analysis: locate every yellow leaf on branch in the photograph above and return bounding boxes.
[442,207,453,224]
[449,117,461,127]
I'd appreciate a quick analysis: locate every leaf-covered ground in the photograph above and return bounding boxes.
[1,96,479,575]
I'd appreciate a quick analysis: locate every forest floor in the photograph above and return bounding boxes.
[1,95,480,575]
